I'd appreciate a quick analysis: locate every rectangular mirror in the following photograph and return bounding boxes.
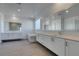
[9,22,21,31]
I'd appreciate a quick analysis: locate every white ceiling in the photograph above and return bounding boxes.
[0,3,75,19]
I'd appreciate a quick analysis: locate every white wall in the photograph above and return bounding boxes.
[0,15,1,33]
[0,14,34,40]
[21,19,33,33]
[4,15,33,33]
[0,14,34,33]
[0,13,4,33]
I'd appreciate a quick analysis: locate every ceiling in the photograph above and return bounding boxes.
[0,3,75,19]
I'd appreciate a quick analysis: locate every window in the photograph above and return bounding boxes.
[35,19,41,30]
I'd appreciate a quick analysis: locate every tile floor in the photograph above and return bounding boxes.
[0,40,56,56]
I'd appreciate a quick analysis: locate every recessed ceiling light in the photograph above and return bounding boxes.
[17,9,21,12]
[65,10,69,13]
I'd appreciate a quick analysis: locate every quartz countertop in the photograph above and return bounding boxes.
[36,32,79,42]
[57,34,79,41]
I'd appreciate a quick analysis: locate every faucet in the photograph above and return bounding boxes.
[58,31,63,35]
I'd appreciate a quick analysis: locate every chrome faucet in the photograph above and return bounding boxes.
[58,31,63,35]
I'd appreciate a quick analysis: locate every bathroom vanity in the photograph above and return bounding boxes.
[0,32,27,43]
[36,32,79,56]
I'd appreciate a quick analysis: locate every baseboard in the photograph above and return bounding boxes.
[2,39,22,43]
[37,41,58,56]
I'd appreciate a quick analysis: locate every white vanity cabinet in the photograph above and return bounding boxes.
[66,40,79,56]
[37,34,52,48]
[36,33,79,56]
[52,37,65,56]
[0,33,24,41]
[36,34,66,56]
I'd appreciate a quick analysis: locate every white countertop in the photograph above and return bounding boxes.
[56,34,79,41]
[37,32,79,42]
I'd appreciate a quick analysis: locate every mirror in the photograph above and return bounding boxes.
[41,16,61,31]
[9,22,21,31]
[62,4,79,32]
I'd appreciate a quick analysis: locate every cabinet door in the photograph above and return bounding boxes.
[37,34,51,45]
[37,34,65,56]
[66,40,79,56]
[53,38,65,56]
[36,34,44,43]
[41,35,55,50]
[36,34,54,50]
